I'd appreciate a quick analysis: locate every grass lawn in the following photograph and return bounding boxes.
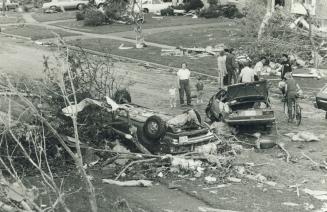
[0,13,25,24]
[128,24,244,47]
[52,14,225,34]
[32,10,76,22]
[2,24,79,40]
[68,38,219,76]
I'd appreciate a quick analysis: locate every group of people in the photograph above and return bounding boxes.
[217,48,271,87]
[168,51,302,123]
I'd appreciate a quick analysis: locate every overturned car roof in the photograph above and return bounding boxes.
[227,80,269,102]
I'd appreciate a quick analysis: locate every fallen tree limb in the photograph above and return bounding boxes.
[198,206,240,212]
[301,152,327,170]
[102,179,153,187]
[277,143,290,163]
[115,158,158,180]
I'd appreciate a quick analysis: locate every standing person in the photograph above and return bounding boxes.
[217,50,227,88]
[284,72,301,122]
[168,83,177,108]
[177,63,192,106]
[254,56,267,81]
[195,77,204,104]
[239,61,255,83]
[281,54,292,80]
[225,48,238,85]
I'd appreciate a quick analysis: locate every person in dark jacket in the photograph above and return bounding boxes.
[281,54,292,80]
[285,72,301,122]
[225,48,239,85]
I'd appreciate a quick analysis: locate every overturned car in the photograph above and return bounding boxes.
[206,81,275,131]
[62,90,217,154]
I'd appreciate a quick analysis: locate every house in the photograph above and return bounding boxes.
[282,0,327,30]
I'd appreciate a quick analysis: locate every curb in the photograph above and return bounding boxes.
[0,32,32,41]
[66,44,219,80]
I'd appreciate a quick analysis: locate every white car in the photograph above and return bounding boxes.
[42,0,88,11]
[141,0,172,13]
[0,0,19,10]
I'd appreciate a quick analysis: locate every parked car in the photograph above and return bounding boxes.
[141,0,172,13]
[0,0,19,10]
[316,84,327,119]
[42,0,88,11]
[206,80,275,131]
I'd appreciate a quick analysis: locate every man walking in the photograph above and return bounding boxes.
[225,48,238,85]
[177,63,192,106]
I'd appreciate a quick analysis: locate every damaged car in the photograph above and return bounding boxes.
[206,80,275,131]
[62,90,217,154]
[316,84,327,119]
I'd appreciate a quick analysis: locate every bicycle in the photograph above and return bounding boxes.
[284,96,302,126]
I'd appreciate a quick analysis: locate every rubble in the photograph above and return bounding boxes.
[285,132,322,142]
[302,188,327,201]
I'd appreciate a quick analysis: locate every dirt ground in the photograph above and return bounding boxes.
[2,35,327,212]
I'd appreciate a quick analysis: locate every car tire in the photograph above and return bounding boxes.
[143,8,149,13]
[143,115,166,140]
[136,127,159,153]
[113,89,131,104]
[77,3,85,10]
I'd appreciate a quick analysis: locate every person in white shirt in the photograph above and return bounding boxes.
[253,57,267,81]
[239,62,255,83]
[177,63,192,106]
[217,50,227,88]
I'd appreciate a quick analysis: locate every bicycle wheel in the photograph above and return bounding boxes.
[295,103,302,126]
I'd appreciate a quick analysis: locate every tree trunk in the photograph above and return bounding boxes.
[258,0,275,40]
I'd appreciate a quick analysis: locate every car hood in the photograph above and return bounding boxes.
[227,81,269,102]
[317,84,327,99]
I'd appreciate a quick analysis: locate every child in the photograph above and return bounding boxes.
[285,72,302,122]
[169,84,177,108]
[195,77,204,104]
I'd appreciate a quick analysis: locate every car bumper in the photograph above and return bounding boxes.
[161,133,217,154]
[225,116,275,126]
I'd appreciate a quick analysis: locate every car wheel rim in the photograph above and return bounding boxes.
[148,122,158,134]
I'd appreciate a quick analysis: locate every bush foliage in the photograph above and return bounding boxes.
[84,8,106,26]
[160,7,174,16]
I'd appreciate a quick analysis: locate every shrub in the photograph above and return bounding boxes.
[208,0,218,7]
[172,4,186,10]
[76,11,85,21]
[83,8,106,26]
[199,8,220,19]
[160,7,174,16]
[104,2,125,21]
[184,0,204,11]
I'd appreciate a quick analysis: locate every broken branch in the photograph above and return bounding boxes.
[115,158,158,180]
[277,143,290,163]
